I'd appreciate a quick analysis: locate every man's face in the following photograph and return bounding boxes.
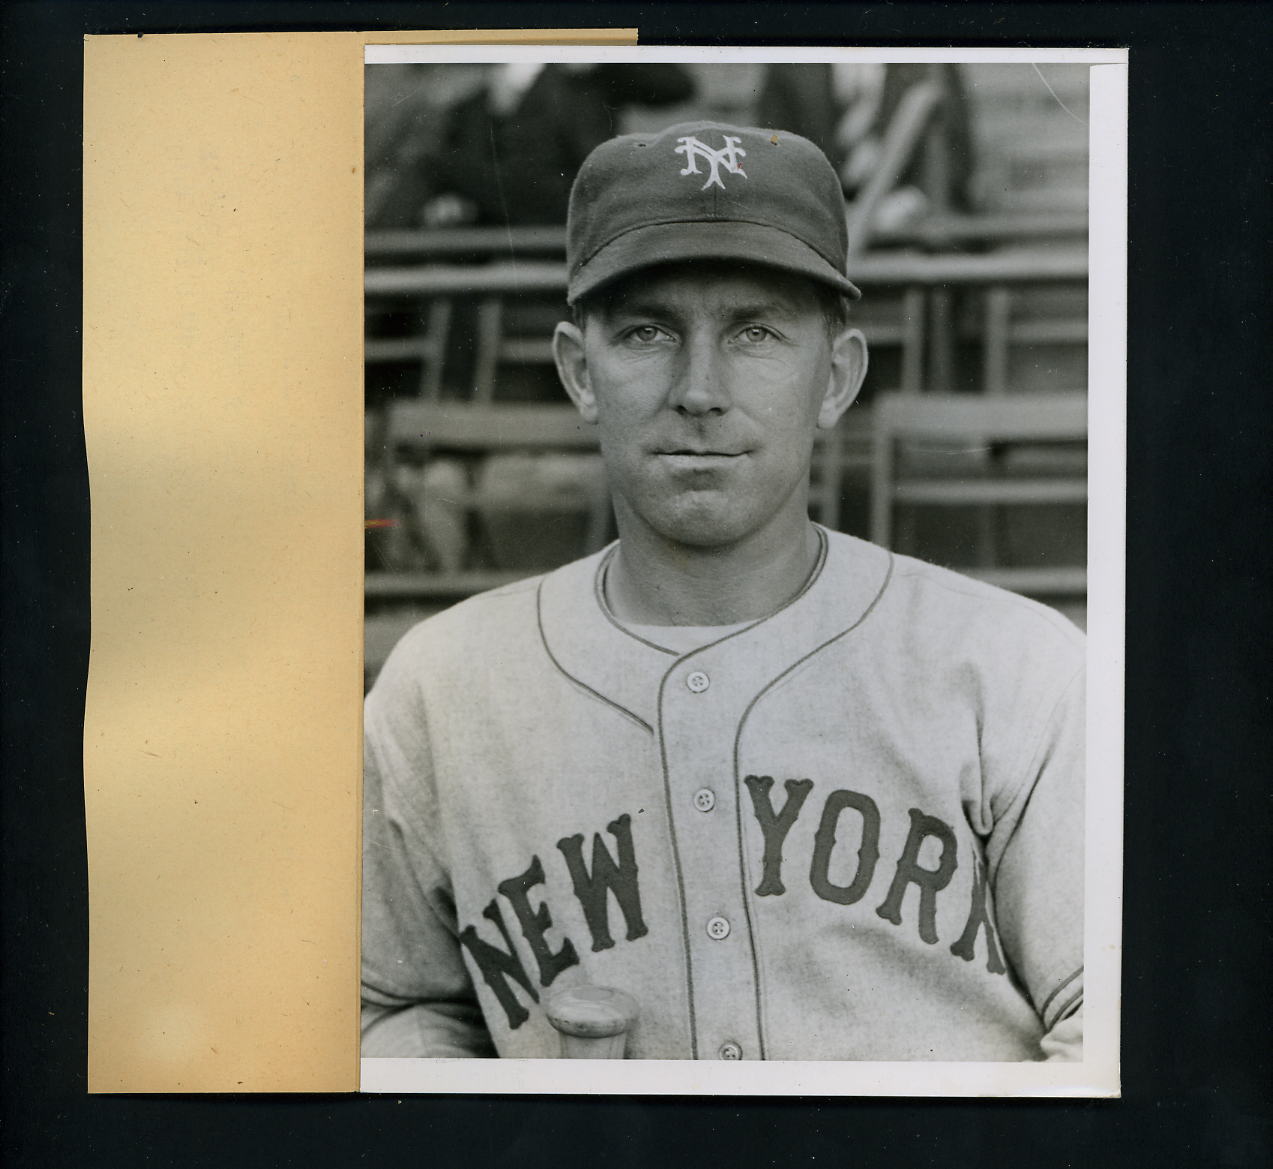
[554,262,866,550]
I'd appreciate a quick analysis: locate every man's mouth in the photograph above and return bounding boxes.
[658,449,747,458]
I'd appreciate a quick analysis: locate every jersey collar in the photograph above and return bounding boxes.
[536,528,892,732]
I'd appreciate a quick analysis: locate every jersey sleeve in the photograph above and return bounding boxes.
[361,633,495,1058]
[987,662,1086,1061]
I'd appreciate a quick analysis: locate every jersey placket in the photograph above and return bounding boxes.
[658,648,764,1062]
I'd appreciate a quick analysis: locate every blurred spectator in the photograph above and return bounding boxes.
[413,63,697,228]
[757,63,974,232]
[365,64,487,231]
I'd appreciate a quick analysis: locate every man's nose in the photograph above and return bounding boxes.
[666,336,731,415]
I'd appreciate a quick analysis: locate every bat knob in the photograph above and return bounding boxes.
[544,985,639,1059]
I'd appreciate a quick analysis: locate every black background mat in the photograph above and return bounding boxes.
[2,2,1269,1166]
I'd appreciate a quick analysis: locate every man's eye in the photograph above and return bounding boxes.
[739,325,776,344]
[626,324,671,344]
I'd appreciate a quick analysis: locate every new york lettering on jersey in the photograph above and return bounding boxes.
[456,781,1007,1033]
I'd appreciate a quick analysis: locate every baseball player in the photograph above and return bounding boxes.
[361,122,1085,1062]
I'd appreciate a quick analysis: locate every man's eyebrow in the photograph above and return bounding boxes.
[721,299,805,321]
[603,297,672,320]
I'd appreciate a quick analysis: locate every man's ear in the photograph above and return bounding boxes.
[817,327,869,430]
[552,321,598,424]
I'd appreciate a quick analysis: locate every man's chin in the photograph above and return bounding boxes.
[643,504,758,551]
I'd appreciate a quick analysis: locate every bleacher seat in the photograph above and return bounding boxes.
[869,391,1088,609]
[367,400,610,601]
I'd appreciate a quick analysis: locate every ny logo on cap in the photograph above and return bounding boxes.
[674,134,747,191]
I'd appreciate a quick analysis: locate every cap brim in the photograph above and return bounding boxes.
[567,220,862,305]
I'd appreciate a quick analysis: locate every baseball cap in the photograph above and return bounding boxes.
[566,120,862,306]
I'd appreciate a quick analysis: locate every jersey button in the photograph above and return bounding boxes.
[706,915,731,940]
[718,1041,743,1060]
[685,670,710,693]
[693,788,716,812]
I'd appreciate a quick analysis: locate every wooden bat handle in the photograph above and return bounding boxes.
[544,985,639,1059]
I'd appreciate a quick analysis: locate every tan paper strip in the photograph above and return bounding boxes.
[83,27,636,1095]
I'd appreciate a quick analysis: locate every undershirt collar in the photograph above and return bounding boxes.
[600,526,829,656]
[620,620,752,655]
